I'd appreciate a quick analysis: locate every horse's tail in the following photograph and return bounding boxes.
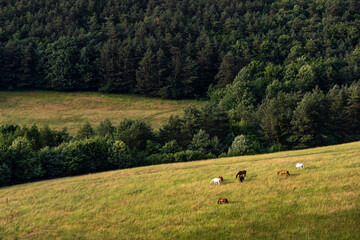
[217,198,220,204]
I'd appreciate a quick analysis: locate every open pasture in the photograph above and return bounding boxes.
[0,141,359,239]
[0,91,203,135]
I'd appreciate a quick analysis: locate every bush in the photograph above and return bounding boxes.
[7,137,44,183]
[39,147,64,179]
[107,140,131,169]
[60,138,108,175]
[228,135,248,155]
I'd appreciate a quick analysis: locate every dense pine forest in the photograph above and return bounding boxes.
[0,0,359,97]
[1,0,360,186]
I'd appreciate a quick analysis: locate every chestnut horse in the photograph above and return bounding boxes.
[217,198,228,204]
[235,170,247,179]
[277,170,290,176]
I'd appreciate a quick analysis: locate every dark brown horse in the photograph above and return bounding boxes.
[277,170,290,176]
[218,176,224,182]
[235,170,247,179]
[239,175,245,182]
[217,198,228,204]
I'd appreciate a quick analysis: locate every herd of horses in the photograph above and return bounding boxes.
[214,163,304,204]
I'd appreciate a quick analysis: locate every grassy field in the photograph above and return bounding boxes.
[0,141,359,239]
[0,91,203,135]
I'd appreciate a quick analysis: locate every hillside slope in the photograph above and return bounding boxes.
[1,141,359,239]
[0,91,202,134]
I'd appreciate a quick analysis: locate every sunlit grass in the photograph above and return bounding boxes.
[1,141,359,239]
[0,91,204,135]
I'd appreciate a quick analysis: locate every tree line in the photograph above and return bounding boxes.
[1,80,359,187]
[0,0,359,99]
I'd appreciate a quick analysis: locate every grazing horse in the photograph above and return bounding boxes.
[218,176,224,182]
[277,170,290,176]
[236,170,246,179]
[239,175,245,182]
[296,163,304,170]
[210,178,221,185]
[217,198,228,204]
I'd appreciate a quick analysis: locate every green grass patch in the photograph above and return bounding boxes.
[1,141,359,239]
[0,91,204,135]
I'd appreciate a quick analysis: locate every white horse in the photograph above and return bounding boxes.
[210,178,221,185]
[296,163,304,169]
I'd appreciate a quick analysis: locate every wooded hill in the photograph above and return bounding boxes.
[0,0,359,99]
[1,0,360,187]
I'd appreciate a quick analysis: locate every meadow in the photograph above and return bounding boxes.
[0,141,359,239]
[0,91,204,135]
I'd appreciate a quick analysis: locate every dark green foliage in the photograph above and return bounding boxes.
[114,119,154,151]
[161,140,182,154]
[25,125,41,150]
[1,0,359,100]
[136,49,158,95]
[7,137,43,183]
[39,125,70,148]
[256,92,301,145]
[289,88,328,148]
[0,162,12,187]
[0,124,24,148]
[45,37,82,90]
[60,138,108,175]
[96,118,114,137]
[159,104,232,150]
[216,51,238,88]
[76,122,95,139]
[39,147,64,179]
[107,140,132,169]
[345,81,360,139]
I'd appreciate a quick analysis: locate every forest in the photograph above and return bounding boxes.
[0,0,360,186]
[0,0,359,98]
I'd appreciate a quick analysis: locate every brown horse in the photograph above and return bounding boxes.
[218,176,224,182]
[277,170,290,176]
[217,198,228,204]
[239,175,245,182]
[236,170,247,179]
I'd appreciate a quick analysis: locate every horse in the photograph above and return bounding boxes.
[239,175,245,182]
[218,176,224,182]
[236,170,247,179]
[277,170,290,176]
[210,178,221,185]
[296,163,304,170]
[217,198,228,204]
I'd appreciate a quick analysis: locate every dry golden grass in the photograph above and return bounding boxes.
[0,141,359,239]
[0,91,204,134]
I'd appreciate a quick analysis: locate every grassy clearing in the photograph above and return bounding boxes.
[0,91,204,135]
[1,141,359,239]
